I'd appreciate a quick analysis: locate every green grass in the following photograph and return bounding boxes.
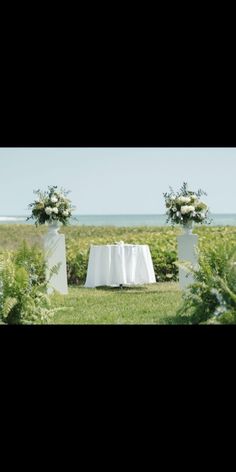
[50,282,183,324]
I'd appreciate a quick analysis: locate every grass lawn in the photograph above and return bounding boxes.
[50,282,183,324]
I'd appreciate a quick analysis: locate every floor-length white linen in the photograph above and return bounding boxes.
[84,244,156,288]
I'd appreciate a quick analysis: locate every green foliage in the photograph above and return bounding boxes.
[63,225,236,286]
[2,297,18,318]
[0,252,56,324]
[14,240,46,285]
[1,224,236,286]
[66,242,89,284]
[177,240,236,324]
[64,226,179,284]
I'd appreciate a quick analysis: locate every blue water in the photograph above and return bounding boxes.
[1,214,236,226]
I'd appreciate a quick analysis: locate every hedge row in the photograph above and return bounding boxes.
[1,225,236,284]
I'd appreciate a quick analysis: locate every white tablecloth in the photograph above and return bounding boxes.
[84,244,156,288]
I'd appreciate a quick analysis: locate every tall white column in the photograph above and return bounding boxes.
[177,232,198,289]
[43,224,68,295]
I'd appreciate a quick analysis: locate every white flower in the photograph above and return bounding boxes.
[45,207,53,215]
[181,205,195,215]
[59,194,67,202]
[63,210,69,217]
[52,207,59,214]
[179,196,191,204]
[51,196,58,203]
[176,211,181,217]
[172,207,177,212]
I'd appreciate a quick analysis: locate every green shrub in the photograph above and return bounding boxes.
[64,227,180,284]
[66,240,89,284]
[0,252,56,324]
[176,241,236,324]
[1,224,236,285]
[14,240,46,285]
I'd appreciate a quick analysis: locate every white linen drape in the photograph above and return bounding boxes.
[85,244,156,288]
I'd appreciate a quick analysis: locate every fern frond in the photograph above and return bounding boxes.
[2,297,18,318]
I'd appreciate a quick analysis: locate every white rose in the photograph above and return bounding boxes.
[181,205,195,214]
[52,207,58,214]
[180,205,189,215]
[63,210,69,217]
[51,196,58,203]
[179,196,191,204]
[45,207,53,215]
[178,196,184,203]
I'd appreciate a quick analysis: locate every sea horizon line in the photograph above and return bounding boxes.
[1,212,236,217]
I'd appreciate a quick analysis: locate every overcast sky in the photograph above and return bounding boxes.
[0,147,235,214]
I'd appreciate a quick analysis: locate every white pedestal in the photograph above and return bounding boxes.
[177,232,198,289]
[43,226,68,295]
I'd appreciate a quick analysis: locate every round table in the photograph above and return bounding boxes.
[84,243,156,288]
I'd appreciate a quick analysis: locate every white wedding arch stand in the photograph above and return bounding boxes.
[177,222,198,289]
[43,222,68,295]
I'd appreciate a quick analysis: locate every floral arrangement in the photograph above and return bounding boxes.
[27,186,75,226]
[163,182,211,226]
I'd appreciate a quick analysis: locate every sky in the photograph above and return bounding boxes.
[0,147,235,215]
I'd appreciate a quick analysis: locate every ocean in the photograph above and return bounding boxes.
[0,214,236,226]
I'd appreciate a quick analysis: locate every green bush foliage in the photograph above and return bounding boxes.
[63,225,236,285]
[0,251,55,324]
[1,224,236,286]
[14,240,46,285]
[176,240,236,324]
[0,242,64,324]
[64,226,179,284]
